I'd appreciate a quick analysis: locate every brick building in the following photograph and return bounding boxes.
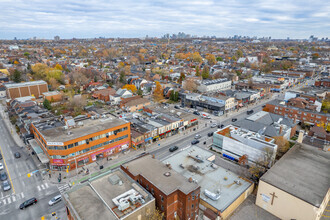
[121,155,200,220]
[43,91,63,102]
[315,78,330,87]
[5,80,48,99]
[265,99,329,126]
[92,88,116,102]
[30,113,131,171]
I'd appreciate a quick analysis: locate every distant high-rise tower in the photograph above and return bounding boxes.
[54,36,60,41]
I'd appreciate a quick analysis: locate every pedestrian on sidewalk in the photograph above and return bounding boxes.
[49,173,51,178]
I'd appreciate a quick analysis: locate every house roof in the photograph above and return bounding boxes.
[125,98,150,107]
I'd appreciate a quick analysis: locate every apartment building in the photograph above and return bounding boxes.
[121,155,200,220]
[30,113,131,171]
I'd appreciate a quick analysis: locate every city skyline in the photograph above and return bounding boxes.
[1,0,329,40]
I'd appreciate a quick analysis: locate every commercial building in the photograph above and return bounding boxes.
[181,93,225,115]
[30,113,131,171]
[265,99,329,126]
[233,111,297,139]
[164,145,254,219]
[256,143,330,220]
[197,79,231,93]
[42,91,62,102]
[64,169,155,220]
[213,125,278,166]
[5,80,48,99]
[315,78,330,87]
[121,155,200,220]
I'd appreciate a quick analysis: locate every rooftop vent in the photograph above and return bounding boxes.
[164,172,171,177]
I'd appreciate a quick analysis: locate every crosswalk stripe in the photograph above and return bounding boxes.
[7,197,11,204]
[37,186,41,191]
[3,199,6,205]
[45,183,49,188]
[12,196,16,202]
[41,184,45,190]
[21,192,24,198]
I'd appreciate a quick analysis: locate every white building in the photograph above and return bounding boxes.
[197,78,231,93]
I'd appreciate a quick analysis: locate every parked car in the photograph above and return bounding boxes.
[247,110,254,115]
[0,163,3,170]
[169,146,179,152]
[193,111,200,115]
[208,132,214,137]
[14,152,21,158]
[262,105,266,108]
[19,198,38,209]
[0,172,7,181]
[232,118,237,122]
[174,105,180,109]
[0,153,2,160]
[195,134,201,139]
[191,140,199,145]
[48,195,61,206]
[2,180,11,191]
[218,124,225,129]
[211,123,217,128]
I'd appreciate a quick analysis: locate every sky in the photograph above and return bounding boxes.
[0,0,329,40]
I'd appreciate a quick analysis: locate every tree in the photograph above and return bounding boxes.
[236,50,243,58]
[273,136,290,156]
[153,81,164,102]
[43,98,52,110]
[122,84,137,93]
[238,154,248,166]
[179,72,185,83]
[49,78,59,90]
[202,66,209,79]
[216,56,223,61]
[183,78,198,92]
[195,66,200,76]
[137,88,143,96]
[11,69,21,83]
[146,208,164,220]
[191,52,202,63]
[119,71,126,84]
[206,54,216,66]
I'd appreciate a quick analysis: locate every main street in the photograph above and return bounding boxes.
[0,104,65,220]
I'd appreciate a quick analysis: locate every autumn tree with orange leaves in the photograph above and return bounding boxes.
[153,81,164,102]
[122,84,137,93]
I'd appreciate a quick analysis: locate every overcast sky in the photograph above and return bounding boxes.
[1,0,329,39]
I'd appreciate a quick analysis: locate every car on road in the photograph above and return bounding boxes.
[19,198,38,209]
[0,163,3,170]
[195,134,201,139]
[0,153,2,160]
[174,105,180,109]
[232,118,237,122]
[211,123,217,128]
[262,105,266,108]
[218,124,224,129]
[14,152,21,158]
[2,180,11,191]
[247,110,254,115]
[48,195,62,206]
[208,132,214,137]
[193,111,200,115]
[169,146,179,152]
[191,140,199,145]
[0,172,7,181]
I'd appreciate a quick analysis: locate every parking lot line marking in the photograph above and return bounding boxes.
[12,196,16,202]
[37,186,41,191]
[0,145,15,194]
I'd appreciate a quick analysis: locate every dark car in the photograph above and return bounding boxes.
[0,172,7,181]
[191,140,199,145]
[232,118,237,122]
[193,111,200,115]
[247,110,254,115]
[262,105,266,108]
[14,152,21,158]
[208,132,214,137]
[174,105,180,109]
[169,146,179,152]
[0,153,2,160]
[19,198,38,209]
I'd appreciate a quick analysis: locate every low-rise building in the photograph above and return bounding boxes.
[121,155,200,220]
[64,169,155,220]
[197,78,231,93]
[43,91,62,102]
[164,145,254,219]
[256,143,330,220]
[5,80,48,99]
[122,98,150,112]
[213,125,278,166]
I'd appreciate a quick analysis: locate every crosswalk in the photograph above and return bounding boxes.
[37,183,49,191]
[0,192,24,206]
[57,184,70,193]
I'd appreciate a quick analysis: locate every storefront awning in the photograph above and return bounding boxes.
[29,139,50,164]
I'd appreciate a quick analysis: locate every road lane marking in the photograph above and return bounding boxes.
[0,145,15,194]
[37,186,41,191]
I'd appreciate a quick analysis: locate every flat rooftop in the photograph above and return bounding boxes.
[4,80,47,88]
[163,146,252,212]
[34,114,128,143]
[260,143,330,207]
[123,155,199,195]
[65,169,153,220]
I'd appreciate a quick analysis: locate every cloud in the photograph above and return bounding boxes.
[0,0,329,39]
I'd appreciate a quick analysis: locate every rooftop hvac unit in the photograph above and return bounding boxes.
[118,200,130,211]
[204,189,221,201]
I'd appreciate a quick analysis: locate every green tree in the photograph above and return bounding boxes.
[195,66,200,76]
[43,98,52,110]
[11,69,22,83]
[94,75,98,82]
[202,66,209,79]
[119,71,126,84]
[23,52,30,58]
[236,50,243,58]
[137,88,143,96]
[216,56,223,61]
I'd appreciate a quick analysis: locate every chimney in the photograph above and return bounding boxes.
[279,125,283,135]
[188,177,193,183]
[297,130,304,143]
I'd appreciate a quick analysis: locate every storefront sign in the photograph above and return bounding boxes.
[190,119,197,122]
[53,159,64,164]
[145,137,152,142]
[47,142,64,146]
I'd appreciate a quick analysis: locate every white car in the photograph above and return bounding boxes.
[0,163,3,170]
[195,134,202,139]
[211,123,217,128]
[48,195,62,206]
